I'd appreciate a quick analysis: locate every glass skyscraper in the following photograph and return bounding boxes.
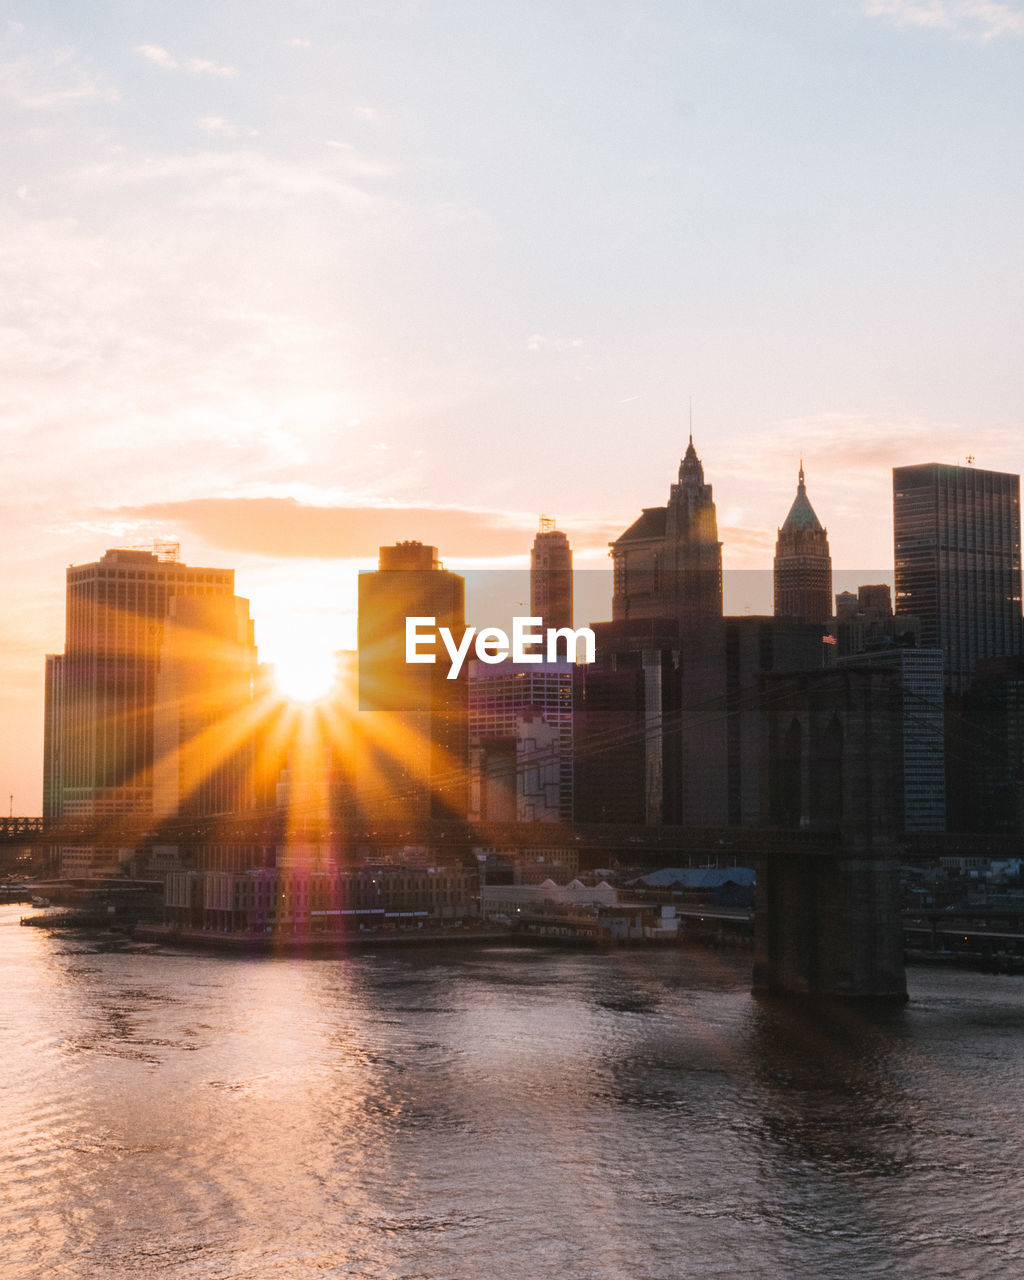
[893,463,1023,693]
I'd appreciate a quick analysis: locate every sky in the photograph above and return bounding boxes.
[3,0,1024,810]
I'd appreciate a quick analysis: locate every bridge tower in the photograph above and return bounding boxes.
[753,668,908,1001]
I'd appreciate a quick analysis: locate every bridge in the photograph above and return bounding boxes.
[10,806,1022,1003]
[0,817,43,841]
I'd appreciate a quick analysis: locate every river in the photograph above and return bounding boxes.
[3,903,1022,1279]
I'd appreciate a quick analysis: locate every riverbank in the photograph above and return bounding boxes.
[133,923,516,952]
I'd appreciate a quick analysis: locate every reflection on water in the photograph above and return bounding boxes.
[3,904,1023,1279]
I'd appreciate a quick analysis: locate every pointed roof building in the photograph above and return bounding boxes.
[781,463,824,533]
[774,463,832,626]
[611,429,723,630]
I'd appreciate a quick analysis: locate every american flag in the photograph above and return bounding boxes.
[822,634,837,645]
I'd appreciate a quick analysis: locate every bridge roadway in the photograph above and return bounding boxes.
[4,814,849,858]
[4,813,1020,862]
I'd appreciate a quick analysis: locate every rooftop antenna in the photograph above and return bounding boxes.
[689,397,693,445]
[965,455,975,466]
[124,539,180,562]
[539,515,555,532]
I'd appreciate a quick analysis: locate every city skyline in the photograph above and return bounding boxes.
[12,448,1023,812]
[5,2,1024,807]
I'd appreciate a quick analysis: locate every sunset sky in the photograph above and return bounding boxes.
[4,0,1024,808]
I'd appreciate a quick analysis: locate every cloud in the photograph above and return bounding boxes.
[707,409,1024,570]
[134,43,177,69]
[134,44,239,76]
[102,498,622,560]
[0,45,118,109]
[196,115,236,137]
[72,147,391,212]
[719,524,776,558]
[864,0,1024,40]
[285,38,311,48]
[186,57,239,78]
[719,411,1022,483]
[352,105,377,120]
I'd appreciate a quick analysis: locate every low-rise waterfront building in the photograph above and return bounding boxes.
[165,864,479,933]
[479,878,618,916]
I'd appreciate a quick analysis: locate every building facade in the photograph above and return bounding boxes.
[356,542,468,823]
[530,517,573,632]
[893,463,1023,692]
[43,547,258,875]
[837,648,946,831]
[835,584,921,658]
[467,658,574,823]
[579,615,826,828]
[165,863,479,933]
[773,464,832,626]
[610,435,723,632]
[44,545,256,809]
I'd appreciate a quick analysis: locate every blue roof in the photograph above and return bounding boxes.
[630,867,756,889]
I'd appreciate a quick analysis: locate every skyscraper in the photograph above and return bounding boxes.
[356,542,468,823]
[152,593,259,820]
[774,463,832,626]
[893,463,1023,692]
[43,546,257,875]
[530,517,573,632]
[837,647,946,831]
[611,433,723,631]
[467,658,573,823]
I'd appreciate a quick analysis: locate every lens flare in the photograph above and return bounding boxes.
[272,649,337,704]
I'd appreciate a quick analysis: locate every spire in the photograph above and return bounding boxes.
[679,433,704,485]
[781,461,823,533]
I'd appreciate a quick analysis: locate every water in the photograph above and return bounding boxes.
[3,903,1023,1280]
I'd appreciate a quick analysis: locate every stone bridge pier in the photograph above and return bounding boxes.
[752,668,910,1001]
[752,843,906,1001]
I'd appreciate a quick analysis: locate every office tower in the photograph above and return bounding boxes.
[356,542,468,823]
[773,463,833,625]
[572,662,648,824]
[894,463,1023,692]
[838,648,946,831]
[153,594,259,820]
[530,517,573,632]
[585,616,682,825]
[467,658,573,823]
[856,584,893,617]
[43,546,257,875]
[610,433,723,631]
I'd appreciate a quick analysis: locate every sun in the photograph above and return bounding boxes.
[272,647,338,704]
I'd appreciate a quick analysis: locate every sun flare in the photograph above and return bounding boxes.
[272,648,338,704]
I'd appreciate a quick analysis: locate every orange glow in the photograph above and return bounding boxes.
[272,647,338,705]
